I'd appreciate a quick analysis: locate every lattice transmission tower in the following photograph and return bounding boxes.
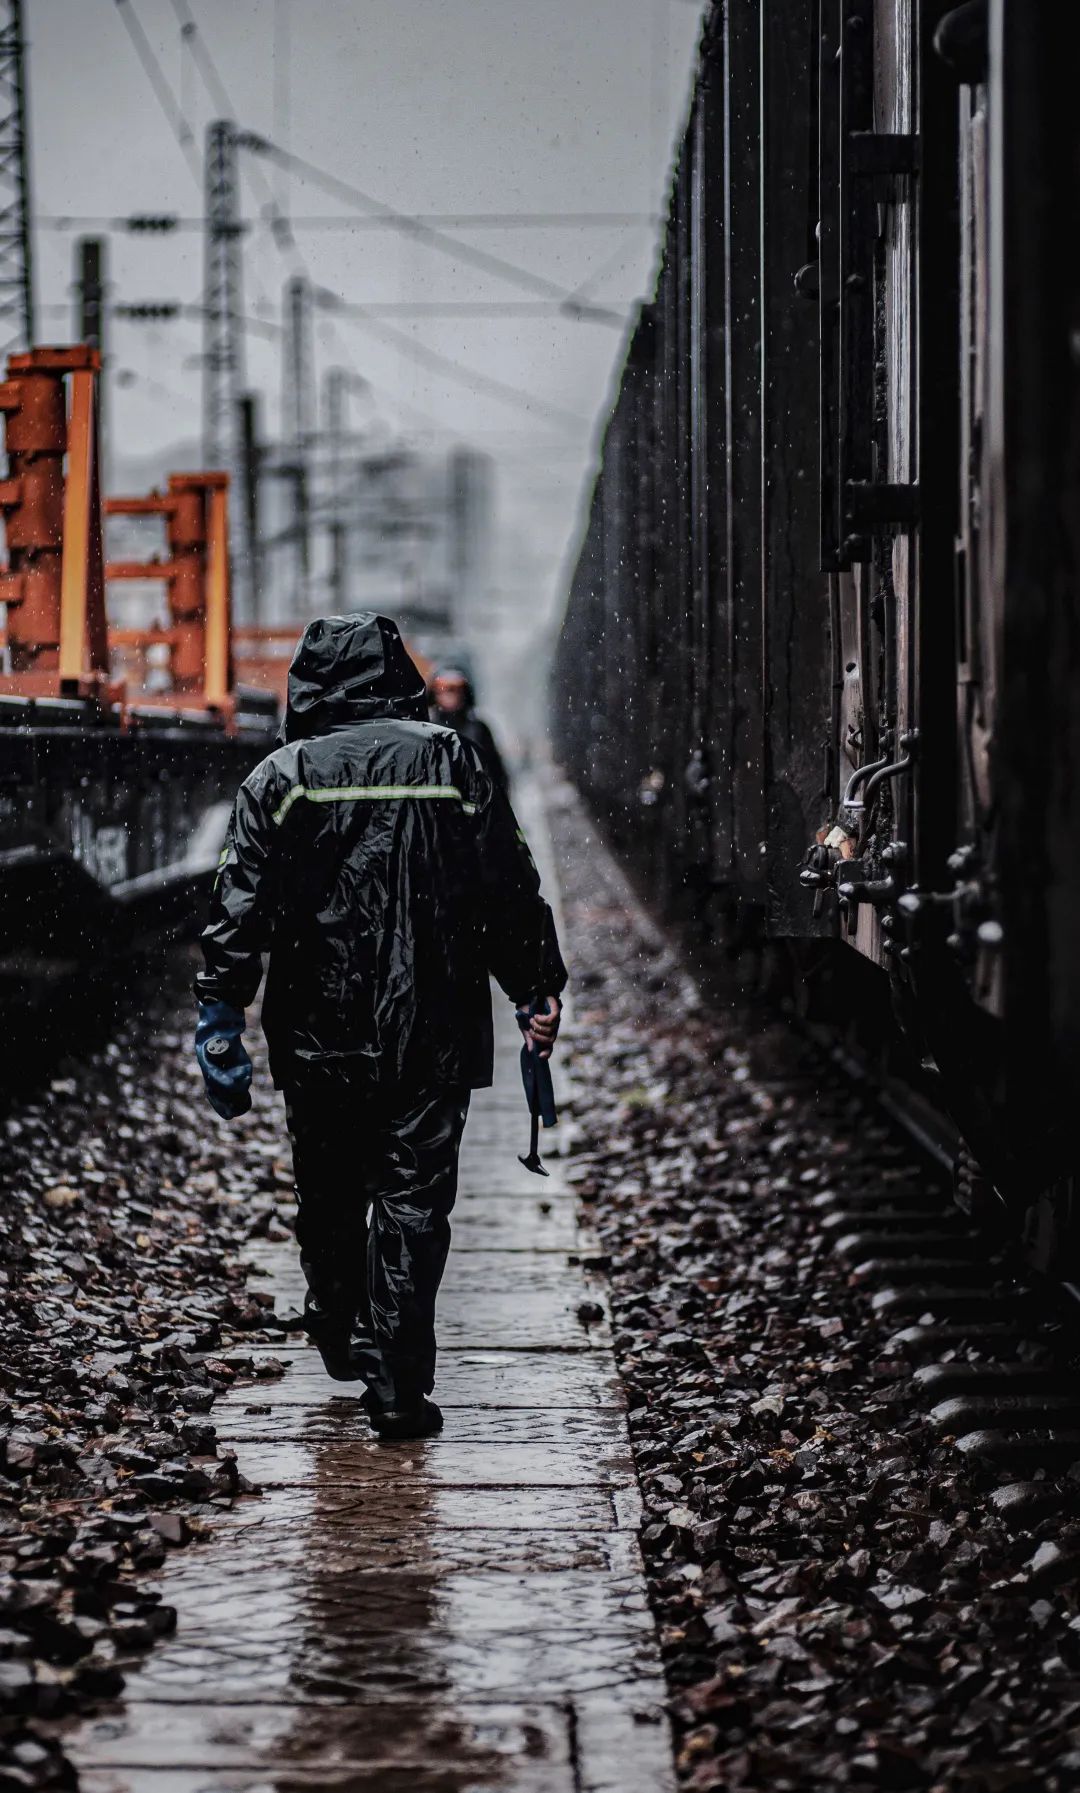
[202,119,254,614]
[0,0,35,358]
[280,273,314,610]
[202,119,245,471]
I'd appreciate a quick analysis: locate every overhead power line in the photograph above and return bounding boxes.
[52,293,631,321]
[166,0,296,251]
[167,0,229,115]
[107,0,276,324]
[114,300,180,319]
[111,0,201,184]
[134,296,593,431]
[157,2,368,408]
[241,133,624,322]
[311,299,630,319]
[104,1,601,439]
[312,289,589,432]
[41,210,656,233]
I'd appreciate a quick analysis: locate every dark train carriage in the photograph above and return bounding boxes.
[554,0,1080,1249]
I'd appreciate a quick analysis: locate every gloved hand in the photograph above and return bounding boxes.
[195,1001,253,1119]
[515,998,559,1128]
[521,993,562,1061]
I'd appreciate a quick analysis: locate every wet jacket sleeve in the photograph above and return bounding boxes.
[472,718,510,793]
[462,750,568,1002]
[195,770,279,1010]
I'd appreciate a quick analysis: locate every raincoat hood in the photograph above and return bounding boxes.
[432,664,477,711]
[282,613,428,742]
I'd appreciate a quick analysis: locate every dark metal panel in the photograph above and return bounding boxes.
[819,0,843,570]
[658,182,692,912]
[989,0,1080,1140]
[722,0,765,904]
[760,0,834,937]
[632,316,662,841]
[696,19,734,881]
[911,0,961,892]
[837,0,877,564]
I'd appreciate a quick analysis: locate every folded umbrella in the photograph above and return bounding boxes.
[515,1000,558,1176]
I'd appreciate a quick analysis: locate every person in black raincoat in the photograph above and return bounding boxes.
[195,613,566,1440]
[429,665,510,792]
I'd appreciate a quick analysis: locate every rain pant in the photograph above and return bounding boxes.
[285,1067,469,1409]
[197,611,567,1406]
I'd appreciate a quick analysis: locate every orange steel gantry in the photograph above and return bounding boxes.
[0,346,111,697]
[0,344,296,726]
[105,473,234,712]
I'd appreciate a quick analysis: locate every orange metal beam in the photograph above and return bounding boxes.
[235,625,303,644]
[203,479,231,711]
[104,493,178,519]
[105,560,174,581]
[59,366,108,688]
[104,469,235,714]
[108,627,180,648]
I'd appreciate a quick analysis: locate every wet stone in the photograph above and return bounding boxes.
[0,960,324,1782]
[232,1346,623,1410]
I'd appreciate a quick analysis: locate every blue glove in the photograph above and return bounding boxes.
[195,1001,253,1119]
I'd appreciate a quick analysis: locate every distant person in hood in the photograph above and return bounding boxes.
[430,666,510,792]
[195,613,567,1441]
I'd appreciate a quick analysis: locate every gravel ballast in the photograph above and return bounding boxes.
[551,782,1080,1792]
[0,961,295,1789]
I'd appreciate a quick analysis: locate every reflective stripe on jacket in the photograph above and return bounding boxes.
[196,613,566,1090]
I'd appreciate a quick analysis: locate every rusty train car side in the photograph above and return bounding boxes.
[554,1,1080,1259]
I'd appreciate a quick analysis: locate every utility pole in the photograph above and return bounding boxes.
[202,120,248,612]
[325,367,347,611]
[281,274,313,610]
[0,0,35,357]
[237,391,263,620]
[283,274,314,449]
[75,236,107,487]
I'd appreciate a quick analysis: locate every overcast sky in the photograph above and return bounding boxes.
[25,0,704,705]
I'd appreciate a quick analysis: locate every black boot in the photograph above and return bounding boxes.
[368,1397,444,1442]
[303,1296,366,1383]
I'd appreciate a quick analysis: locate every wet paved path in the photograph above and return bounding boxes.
[69,782,675,1792]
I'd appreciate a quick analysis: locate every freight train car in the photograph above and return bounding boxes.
[554,1,1080,1261]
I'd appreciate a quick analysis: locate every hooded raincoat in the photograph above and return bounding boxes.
[430,666,510,792]
[196,613,566,1089]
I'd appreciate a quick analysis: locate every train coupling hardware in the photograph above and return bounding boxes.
[939,842,1003,973]
[799,843,836,919]
[887,868,995,967]
[836,862,898,911]
[842,730,919,816]
[837,837,912,914]
[799,826,855,919]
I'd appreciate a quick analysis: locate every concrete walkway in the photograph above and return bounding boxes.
[69,786,675,1792]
